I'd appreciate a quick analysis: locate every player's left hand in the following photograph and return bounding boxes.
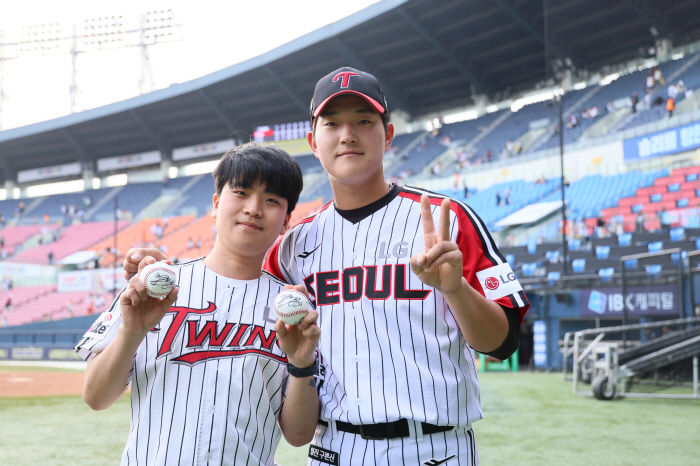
[274,284,321,368]
[410,194,463,295]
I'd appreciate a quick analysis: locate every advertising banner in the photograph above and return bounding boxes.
[623,120,700,162]
[0,346,83,361]
[17,162,82,183]
[580,285,680,317]
[57,268,126,293]
[97,150,161,172]
[172,139,235,161]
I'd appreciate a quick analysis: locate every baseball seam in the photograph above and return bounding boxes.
[274,291,309,317]
[141,267,175,298]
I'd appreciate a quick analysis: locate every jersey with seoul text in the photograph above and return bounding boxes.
[264,186,529,428]
[75,259,290,466]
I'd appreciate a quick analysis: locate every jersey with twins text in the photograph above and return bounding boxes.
[75,258,290,466]
[264,185,529,428]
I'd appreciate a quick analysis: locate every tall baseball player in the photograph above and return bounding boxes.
[124,68,529,465]
[78,142,323,466]
[264,68,530,466]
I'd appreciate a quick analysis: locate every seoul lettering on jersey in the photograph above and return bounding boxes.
[264,185,530,431]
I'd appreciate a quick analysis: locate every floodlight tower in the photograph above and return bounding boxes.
[0,11,182,124]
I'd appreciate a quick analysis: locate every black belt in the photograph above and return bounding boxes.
[318,419,454,440]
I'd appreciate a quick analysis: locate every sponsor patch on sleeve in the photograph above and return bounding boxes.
[82,310,119,342]
[309,445,339,465]
[475,263,523,301]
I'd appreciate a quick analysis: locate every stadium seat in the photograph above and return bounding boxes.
[645,264,662,277]
[624,258,638,269]
[547,271,561,285]
[598,268,614,282]
[568,239,581,251]
[670,227,686,242]
[618,233,632,247]
[596,246,610,260]
[545,250,560,263]
[527,243,537,255]
[648,241,663,253]
[572,259,586,273]
[671,251,688,265]
[521,263,537,277]
[506,254,515,265]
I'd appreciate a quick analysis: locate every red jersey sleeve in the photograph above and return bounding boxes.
[451,200,530,324]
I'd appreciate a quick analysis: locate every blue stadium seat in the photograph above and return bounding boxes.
[522,263,537,277]
[632,204,644,213]
[670,227,685,242]
[568,239,581,251]
[527,242,537,255]
[506,254,515,265]
[547,271,561,285]
[671,251,688,265]
[545,250,560,263]
[645,264,662,277]
[624,258,638,269]
[598,268,614,282]
[596,246,610,260]
[618,233,632,247]
[668,183,681,192]
[572,259,586,273]
[648,241,663,252]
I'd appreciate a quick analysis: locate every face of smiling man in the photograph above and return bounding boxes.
[308,94,394,205]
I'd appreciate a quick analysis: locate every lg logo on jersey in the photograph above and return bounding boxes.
[303,264,431,306]
[377,241,409,259]
[484,272,516,290]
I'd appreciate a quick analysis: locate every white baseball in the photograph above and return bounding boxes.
[273,289,310,325]
[139,262,177,298]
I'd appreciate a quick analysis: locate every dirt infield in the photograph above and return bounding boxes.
[0,371,84,397]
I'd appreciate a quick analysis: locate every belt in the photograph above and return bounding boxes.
[318,419,454,440]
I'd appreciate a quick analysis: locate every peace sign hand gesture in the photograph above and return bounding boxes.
[410,194,464,295]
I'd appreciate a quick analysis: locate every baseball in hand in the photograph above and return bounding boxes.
[139,262,177,298]
[273,289,310,325]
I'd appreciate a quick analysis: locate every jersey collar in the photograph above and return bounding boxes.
[335,183,402,224]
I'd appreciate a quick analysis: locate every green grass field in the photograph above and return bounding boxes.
[0,372,697,465]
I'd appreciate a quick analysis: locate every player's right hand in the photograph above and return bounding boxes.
[120,256,179,336]
[123,247,168,280]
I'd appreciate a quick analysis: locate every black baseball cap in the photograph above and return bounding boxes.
[310,67,388,120]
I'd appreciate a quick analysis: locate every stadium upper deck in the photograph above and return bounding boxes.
[1,0,700,186]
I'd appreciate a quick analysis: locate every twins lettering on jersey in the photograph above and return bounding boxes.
[302,264,431,307]
[155,302,287,365]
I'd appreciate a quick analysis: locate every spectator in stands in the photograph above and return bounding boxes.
[645,70,655,91]
[431,161,442,177]
[636,212,646,232]
[485,149,492,162]
[606,100,614,113]
[667,97,675,118]
[505,140,514,155]
[576,220,589,239]
[188,237,194,250]
[0,249,8,260]
[566,113,578,129]
[0,237,4,249]
[658,207,671,230]
[668,83,678,100]
[514,139,522,154]
[653,66,664,86]
[631,92,638,113]
[596,214,606,238]
[48,251,54,265]
[504,187,511,206]
[644,92,653,110]
[17,201,25,218]
[463,181,469,199]
[5,293,12,312]
[496,191,502,206]
[196,237,202,249]
[66,299,74,318]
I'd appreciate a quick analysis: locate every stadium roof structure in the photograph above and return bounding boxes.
[1,0,699,184]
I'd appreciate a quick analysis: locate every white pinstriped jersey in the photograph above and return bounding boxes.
[265,185,529,428]
[75,258,291,466]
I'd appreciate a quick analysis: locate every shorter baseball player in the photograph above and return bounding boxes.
[76,143,322,466]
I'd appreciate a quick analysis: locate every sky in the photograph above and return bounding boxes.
[0,0,379,130]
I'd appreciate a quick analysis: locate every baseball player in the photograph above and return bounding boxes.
[124,69,529,465]
[77,142,323,466]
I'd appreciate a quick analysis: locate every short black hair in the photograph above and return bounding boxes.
[213,142,303,214]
